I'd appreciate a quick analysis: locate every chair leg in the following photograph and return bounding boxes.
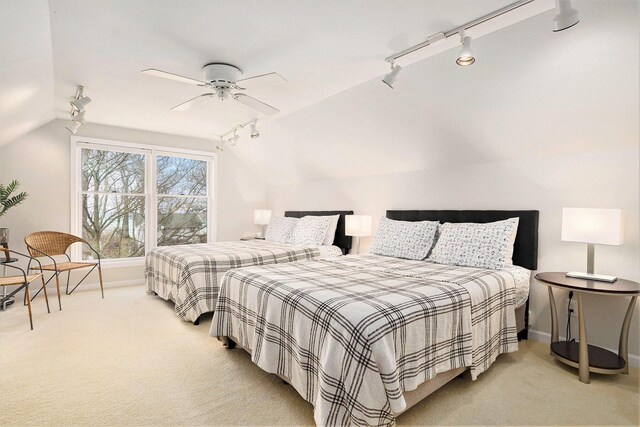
[55,272,62,311]
[41,275,50,314]
[65,270,71,295]
[25,284,33,330]
[98,265,104,299]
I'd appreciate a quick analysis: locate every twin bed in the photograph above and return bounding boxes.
[146,209,539,426]
[145,211,353,323]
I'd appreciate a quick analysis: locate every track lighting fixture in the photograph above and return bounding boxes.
[66,86,90,133]
[70,86,92,113]
[216,141,225,152]
[456,30,475,66]
[229,131,239,146]
[250,122,260,139]
[65,121,81,134]
[381,62,402,89]
[552,0,580,32]
[383,0,579,81]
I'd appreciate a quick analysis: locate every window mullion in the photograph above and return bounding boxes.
[147,151,157,253]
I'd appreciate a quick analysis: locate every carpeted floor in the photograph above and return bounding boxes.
[0,284,638,426]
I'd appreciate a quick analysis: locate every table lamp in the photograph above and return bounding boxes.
[561,208,624,282]
[254,209,272,238]
[345,215,372,254]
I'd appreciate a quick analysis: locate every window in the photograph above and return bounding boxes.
[71,137,216,264]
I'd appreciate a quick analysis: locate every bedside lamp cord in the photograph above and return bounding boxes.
[566,291,574,342]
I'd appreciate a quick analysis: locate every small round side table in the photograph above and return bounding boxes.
[535,272,640,384]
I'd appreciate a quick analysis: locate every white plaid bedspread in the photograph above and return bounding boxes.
[209,254,519,426]
[145,241,320,322]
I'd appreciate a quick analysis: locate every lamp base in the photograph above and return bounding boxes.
[566,271,617,283]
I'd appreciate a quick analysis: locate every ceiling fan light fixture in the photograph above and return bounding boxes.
[552,0,580,32]
[250,122,260,139]
[456,31,475,66]
[382,63,402,88]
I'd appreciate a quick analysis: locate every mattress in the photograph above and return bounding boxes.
[145,240,322,321]
[209,254,520,426]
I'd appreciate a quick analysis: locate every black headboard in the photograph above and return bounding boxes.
[285,210,354,255]
[386,210,539,270]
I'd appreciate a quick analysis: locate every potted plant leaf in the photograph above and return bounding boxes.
[0,180,28,245]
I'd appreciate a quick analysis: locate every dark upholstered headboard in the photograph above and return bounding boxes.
[386,210,539,270]
[285,211,354,255]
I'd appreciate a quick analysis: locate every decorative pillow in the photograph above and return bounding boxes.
[320,215,340,246]
[369,217,439,260]
[291,216,332,246]
[265,217,299,243]
[427,217,520,270]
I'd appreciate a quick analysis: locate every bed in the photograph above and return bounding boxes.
[209,210,538,426]
[145,210,353,323]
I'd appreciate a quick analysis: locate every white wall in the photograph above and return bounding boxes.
[0,119,268,283]
[264,2,640,362]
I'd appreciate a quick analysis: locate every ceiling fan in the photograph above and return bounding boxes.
[141,63,286,115]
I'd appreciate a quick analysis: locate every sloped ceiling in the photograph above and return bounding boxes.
[0,0,55,145]
[45,0,526,139]
[231,1,639,185]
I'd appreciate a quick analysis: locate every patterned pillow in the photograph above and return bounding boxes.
[265,217,299,243]
[291,216,332,246]
[427,218,520,270]
[369,217,439,260]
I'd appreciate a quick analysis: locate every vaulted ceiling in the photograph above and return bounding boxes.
[2,0,548,144]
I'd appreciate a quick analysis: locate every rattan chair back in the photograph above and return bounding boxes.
[24,231,85,257]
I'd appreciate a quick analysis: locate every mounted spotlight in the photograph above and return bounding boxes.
[250,122,260,139]
[552,0,579,32]
[228,131,240,147]
[382,63,402,88]
[65,121,81,134]
[215,142,225,152]
[72,111,86,125]
[456,30,475,66]
[70,86,91,113]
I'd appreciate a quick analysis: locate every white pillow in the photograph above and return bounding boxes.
[369,217,439,260]
[427,217,520,270]
[319,215,340,246]
[291,216,332,246]
[265,217,299,243]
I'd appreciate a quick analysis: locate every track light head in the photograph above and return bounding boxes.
[456,32,475,66]
[382,64,402,88]
[66,120,81,134]
[552,0,579,32]
[72,111,86,125]
[216,144,224,152]
[250,122,260,139]
[228,132,239,147]
[70,95,91,113]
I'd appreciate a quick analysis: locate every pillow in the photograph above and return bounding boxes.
[427,217,520,270]
[291,216,332,246]
[265,217,299,243]
[369,217,439,260]
[320,215,340,246]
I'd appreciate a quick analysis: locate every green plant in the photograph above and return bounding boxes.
[0,180,28,218]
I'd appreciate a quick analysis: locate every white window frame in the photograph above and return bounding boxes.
[70,136,218,267]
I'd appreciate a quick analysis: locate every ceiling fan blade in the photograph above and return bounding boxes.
[170,94,213,111]
[233,93,280,115]
[235,72,287,90]
[141,69,207,86]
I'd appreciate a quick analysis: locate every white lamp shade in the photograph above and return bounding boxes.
[345,215,372,237]
[561,208,624,245]
[254,209,272,225]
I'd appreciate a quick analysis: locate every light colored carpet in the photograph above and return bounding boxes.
[0,284,638,426]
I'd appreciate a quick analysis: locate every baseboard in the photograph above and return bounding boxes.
[529,328,640,368]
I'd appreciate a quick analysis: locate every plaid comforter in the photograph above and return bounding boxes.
[209,254,519,426]
[145,241,319,322]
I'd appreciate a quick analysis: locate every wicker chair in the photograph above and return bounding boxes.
[1,248,49,330]
[24,232,104,309]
